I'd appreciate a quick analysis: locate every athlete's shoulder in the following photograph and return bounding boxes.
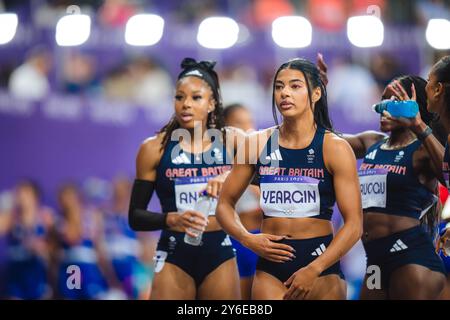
[136,133,165,174]
[140,133,164,150]
[323,131,355,156]
[249,126,276,140]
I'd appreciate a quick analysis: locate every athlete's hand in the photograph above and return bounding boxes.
[384,81,427,134]
[283,265,320,300]
[204,171,230,198]
[316,53,328,86]
[166,211,208,237]
[242,233,295,263]
[437,225,450,257]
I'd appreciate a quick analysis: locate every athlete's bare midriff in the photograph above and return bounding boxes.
[261,217,333,239]
[362,211,420,242]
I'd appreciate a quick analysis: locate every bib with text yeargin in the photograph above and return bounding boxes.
[358,168,388,209]
[260,175,320,218]
[174,176,217,216]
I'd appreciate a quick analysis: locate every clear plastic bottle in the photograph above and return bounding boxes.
[372,100,419,118]
[184,190,212,246]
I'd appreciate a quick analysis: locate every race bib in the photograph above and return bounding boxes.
[358,169,388,209]
[174,176,217,216]
[260,175,320,218]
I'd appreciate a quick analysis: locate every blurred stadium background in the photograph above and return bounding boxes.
[0,0,449,300]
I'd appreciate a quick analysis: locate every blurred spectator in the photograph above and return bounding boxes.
[98,0,137,27]
[4,180,55,299]
[307,0,349,31]
[102,65,133,101]
[370,52,401,92]
[415,0,450,25]
[246,0,294,28]
[128,57,173,108]
[62,52,101,96]
[220,64,267,116]
[327,57,380,124]
[171,0,221,24]
[103,177,154,299]
[8,47,52,101]
[53,183,124,299]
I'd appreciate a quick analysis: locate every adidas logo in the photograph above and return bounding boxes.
[221,235,232,247]
[185,70,203,77]
[390,239,408,252]
[311,243,327,256]
[365,150,377,160]
[265,149,283,161]
[172,153,191,164]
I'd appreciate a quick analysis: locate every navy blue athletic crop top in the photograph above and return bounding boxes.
[155,139,231,215]
[359,138,436,219]
[255,126,335,221]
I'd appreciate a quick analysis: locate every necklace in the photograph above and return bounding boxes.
[380,137,418,150]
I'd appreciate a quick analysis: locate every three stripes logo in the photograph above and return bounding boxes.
[221,235,232,247]
[311,243,327,256]
[172,153,191,164]
[365,149,377,160]
[265,149,283,161]
[390,239,408,253]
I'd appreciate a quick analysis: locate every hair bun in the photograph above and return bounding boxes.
[181,57,216,71]
[180,57,198,69]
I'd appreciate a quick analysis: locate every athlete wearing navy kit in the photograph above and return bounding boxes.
[341,75,446,299]
[128,58,241,299]
[253,126,345,284]
[217,58,362,300]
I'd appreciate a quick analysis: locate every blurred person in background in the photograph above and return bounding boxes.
[8,46,52,101]
[4,180,55,299]
[62,52,101,96]
[128,57,173,108]
[103,177,156,299]
[53,183,124,299]
[220,65,267,116]
[128,58,242,300]
[327,56,380,125]
[223,103,262,300]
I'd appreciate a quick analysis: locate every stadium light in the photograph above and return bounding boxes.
[125,14,165,46]
[0,13,18,45]
[272,16,312,48]
[55,14,91,46]
[347,15,384,48]
[426,19,450,50]
[197,17,239,49]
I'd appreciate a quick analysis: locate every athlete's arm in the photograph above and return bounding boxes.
[284,135,363,300]
[342,131,386,159]
[128,136,207,234]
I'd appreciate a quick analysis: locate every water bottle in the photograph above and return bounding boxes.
[184,190,212,246]
[372,100,419,118]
